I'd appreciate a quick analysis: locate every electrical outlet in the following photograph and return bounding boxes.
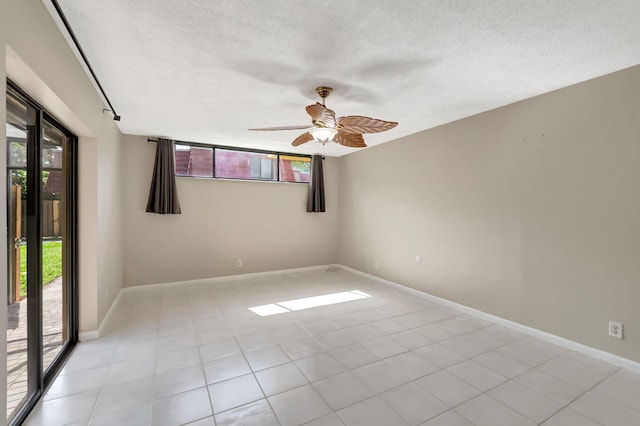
[374,260,380,269]
[608,321,623,339]
[415,255,422,263]
[236,259,243,268]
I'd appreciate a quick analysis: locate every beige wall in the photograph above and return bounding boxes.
[96,133,124,322]
[122,135,339,286]
[4,0,124,333]
[339,65,640,362]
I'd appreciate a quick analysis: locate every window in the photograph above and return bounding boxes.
[216,149,277,181]
[175,144,213,177]
[280,155,311,183]
[173,142,311,183]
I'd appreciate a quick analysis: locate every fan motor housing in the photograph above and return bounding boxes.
[315,86,333,100]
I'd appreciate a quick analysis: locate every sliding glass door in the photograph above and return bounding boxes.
[6,82,77,425]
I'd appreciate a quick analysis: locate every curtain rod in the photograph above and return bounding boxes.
[147,138,324,159]
[50,0,121,121]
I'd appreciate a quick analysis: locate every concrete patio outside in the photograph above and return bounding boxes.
[6,277,64,419]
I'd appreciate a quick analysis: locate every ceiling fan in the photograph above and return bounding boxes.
[249,86,398,148]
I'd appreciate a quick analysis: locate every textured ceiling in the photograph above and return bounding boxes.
[53,0,640,156]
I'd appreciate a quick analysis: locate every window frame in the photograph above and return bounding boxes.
[173,140,312,184]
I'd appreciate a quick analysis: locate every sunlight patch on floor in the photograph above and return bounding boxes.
[249,290,371,316]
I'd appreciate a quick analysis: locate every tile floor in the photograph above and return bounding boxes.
[23,268,640,425]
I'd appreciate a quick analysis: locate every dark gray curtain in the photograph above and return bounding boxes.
[306,155,325,212]
[146,138,182,214]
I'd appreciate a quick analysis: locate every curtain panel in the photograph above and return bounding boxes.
[146,138,182,214]
[306,154,325,212]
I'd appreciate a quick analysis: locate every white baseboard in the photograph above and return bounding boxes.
[78,287,123,342]
[121,264,333,293]
[339,265,640,374]
[78,330,99,341]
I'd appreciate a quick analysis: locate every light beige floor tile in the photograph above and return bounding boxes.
[380,382,447,425]
[44,367,107,401]
[89,403,152,426]
[151,387,212,426]
[25,389,99,426]
[336,396,409,426]
[414,371,481,408]
[155,346,201,374]
[302,412,346,425]
[389,329,434,349]
[446,360,508,391]
[296,353,346,382]
[488,380,563,423]
[384,351,439,380]
[420,410,475,426]
[472,350,530,378]
[245,345,291,371]
[237,332,277,352]
[214,399,279,426]
[198,338,241,363]
[540,408,603,426]
[329,344,380,369]
[281,337,326,360]
[203,354,251,384]
[313,371,373,410]
[255,362,309,396]
[455,395,536,426]
[588,368,640,413]
[413,343,466,368]
[93,376,154,416]
[538,351,618,389]
[269,384,332,426]
[514,368,585,405]
[154,364,206,399]
[351,359,411,394]
[209,374,264,413]
[568,390,640,426]
[361,336,408,359]
[184,416,216,425]
[495,337,565,367]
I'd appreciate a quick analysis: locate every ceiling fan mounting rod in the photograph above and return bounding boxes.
[315,86,333,105]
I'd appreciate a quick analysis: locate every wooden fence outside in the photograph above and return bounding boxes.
[16,199,61,239]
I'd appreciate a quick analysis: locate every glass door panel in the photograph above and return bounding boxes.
[41,121,68,372]
[6,91,35,422]
[6,84,77,425]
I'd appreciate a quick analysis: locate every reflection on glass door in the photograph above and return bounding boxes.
[6,90,34,422]
[6,83,77,425]
[41,121,68,372]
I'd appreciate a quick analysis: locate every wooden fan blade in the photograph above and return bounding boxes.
[337,116,398,134]
[335,131,367,148]
[249,125,310,131]
[292,132,314,146]
[305,102,337,128]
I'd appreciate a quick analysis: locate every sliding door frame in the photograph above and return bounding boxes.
[6,80,78,426]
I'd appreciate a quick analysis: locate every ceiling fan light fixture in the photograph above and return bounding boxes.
[250,86,397,148]
[310,127,337,143]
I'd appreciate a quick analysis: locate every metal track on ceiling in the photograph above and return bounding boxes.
[50,0,121,121]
